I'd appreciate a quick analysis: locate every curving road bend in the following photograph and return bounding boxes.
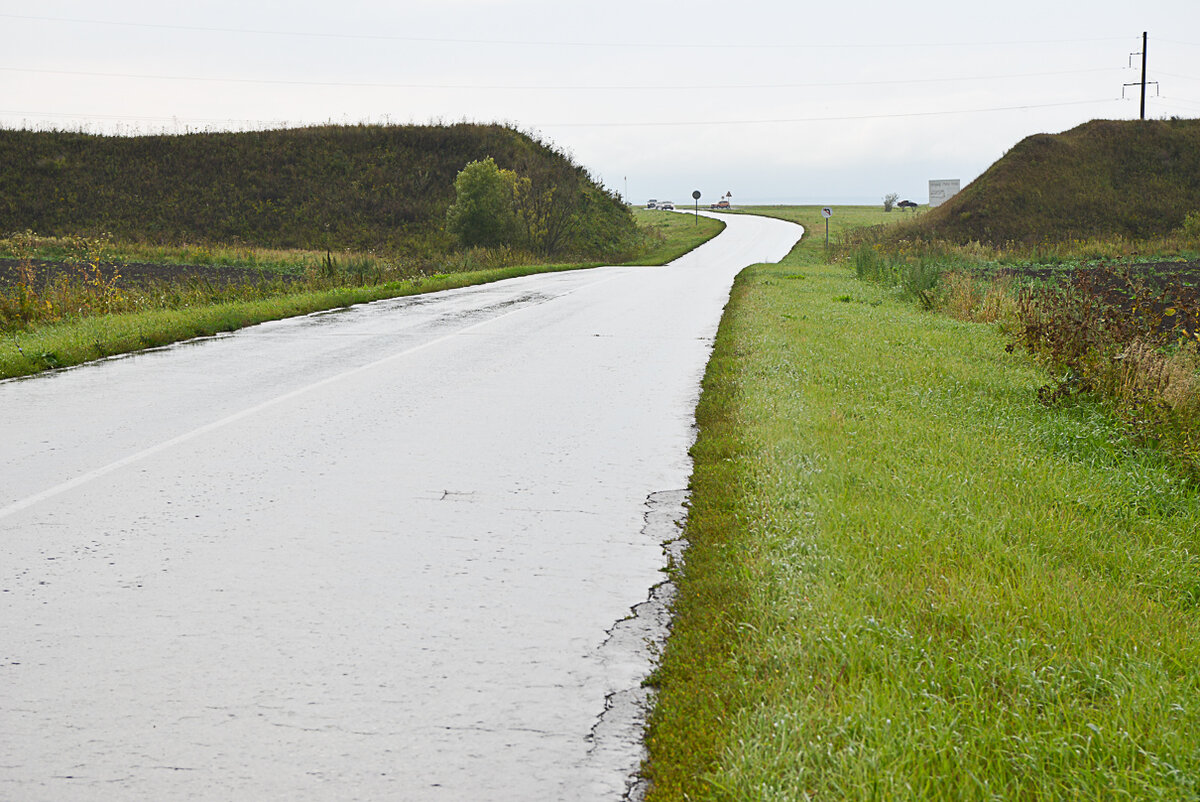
[0,212,802,800]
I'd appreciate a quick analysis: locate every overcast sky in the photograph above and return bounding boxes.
[2,1,1198,205]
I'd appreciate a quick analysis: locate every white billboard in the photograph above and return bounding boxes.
[928,179,961,207]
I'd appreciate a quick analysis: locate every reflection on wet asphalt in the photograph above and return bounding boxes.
[0,213,802,800]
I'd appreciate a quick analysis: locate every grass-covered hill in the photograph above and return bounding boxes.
[912,118,1200,245]
[0,123,633,257]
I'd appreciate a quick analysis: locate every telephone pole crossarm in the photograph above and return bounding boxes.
[1123,31,1153,120]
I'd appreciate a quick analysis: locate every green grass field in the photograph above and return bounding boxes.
[645,208,1200,800]
[733,204,900,247]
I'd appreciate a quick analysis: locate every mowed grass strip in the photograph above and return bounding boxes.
[645,235,1200,798]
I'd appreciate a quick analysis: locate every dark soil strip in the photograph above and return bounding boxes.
[0,259,303,289]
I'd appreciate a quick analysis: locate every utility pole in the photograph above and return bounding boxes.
[1124,32,1158,120]
[1140,31,1148,120]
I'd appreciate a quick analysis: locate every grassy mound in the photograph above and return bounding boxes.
[911,118,1200,245]
[0,123,632,257]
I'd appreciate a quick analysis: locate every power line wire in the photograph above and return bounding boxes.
[0,109,290,125]
[0,64,1125,92]
[0,12,1131,50]
[1158,97,1200,110]
[1156,70,1200,82]
[0,98,1118,131]
[533,98,1120,127]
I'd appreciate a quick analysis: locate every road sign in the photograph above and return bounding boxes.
[821,207,832,247]
[692,190,701,200]
[821,207,833,218]
[692,190,701,224]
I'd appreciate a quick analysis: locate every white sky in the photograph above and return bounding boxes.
[2,0,1198,205]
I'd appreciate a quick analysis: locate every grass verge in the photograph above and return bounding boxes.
[1,264,582,378]
[644,214,1200,799]
[1,212,723,380]
[629,208,725,265]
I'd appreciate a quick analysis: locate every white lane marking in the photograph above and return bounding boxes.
[0,272,627,522]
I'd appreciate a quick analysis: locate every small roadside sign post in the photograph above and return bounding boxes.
[821,206,833,248]
[692,190,701,224]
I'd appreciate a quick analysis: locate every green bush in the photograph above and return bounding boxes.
[445,157,518,248]
[445,155,639,260]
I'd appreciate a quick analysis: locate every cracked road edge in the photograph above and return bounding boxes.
[586,488,689,802]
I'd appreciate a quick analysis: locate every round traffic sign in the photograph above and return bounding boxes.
[692,190,701,200]
[821,207,833,219]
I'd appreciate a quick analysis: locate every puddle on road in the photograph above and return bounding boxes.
[431,292,552,326]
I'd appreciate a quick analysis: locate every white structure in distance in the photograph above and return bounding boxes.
[928,179,961,207]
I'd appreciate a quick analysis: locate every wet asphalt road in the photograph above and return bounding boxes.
[0,212,803,800]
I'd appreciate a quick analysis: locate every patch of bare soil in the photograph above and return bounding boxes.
[998,259,1200,286]
[1002,259,1200,340]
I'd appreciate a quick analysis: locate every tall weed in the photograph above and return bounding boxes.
[851,243,947,308]
[938,272,1017,324]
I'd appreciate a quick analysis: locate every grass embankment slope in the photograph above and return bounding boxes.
[646,206,1200,799]
[896,118,1200,245]
[0,123,626,255]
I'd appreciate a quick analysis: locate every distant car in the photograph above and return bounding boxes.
[646,199,657,209]
[897,200,918,210]
[658,201,675,210]
[709,200,731,210]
